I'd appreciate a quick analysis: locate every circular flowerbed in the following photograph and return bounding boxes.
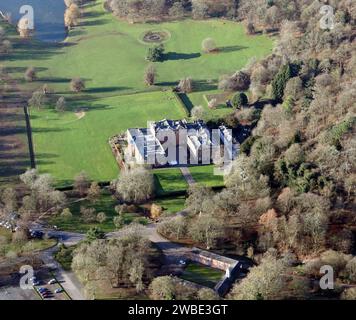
[141,30,171,44]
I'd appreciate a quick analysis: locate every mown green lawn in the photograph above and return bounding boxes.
[31,91,186,184]
[5,0,273,94]
[154,165,224,196]
[152,195,186,214]
[154,168,188,196]
[189,165,225,188]
[181,263,224,288]
[3,0,273,186]
[187,90,234,121]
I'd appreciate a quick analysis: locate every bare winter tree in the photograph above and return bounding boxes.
[177,77,193,93]
[64,4,81,28]
[70,78,85,92]
[115,167,155,203]
[144,64,156,86]
[24,67,36,82]
[202,38,218,53]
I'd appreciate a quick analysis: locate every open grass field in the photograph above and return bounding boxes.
[2,0,273,186]
[31,91,186,185]
[4,0,274,94]
[181,263,224,288]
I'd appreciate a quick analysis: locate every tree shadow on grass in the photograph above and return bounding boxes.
[0,113,25,123]
[177,93,194,113]
[80,19,109,27]
[68,29,87,37]
[0,126,27,136]
[82,10,106,19]
[156,81,179,87]
[37,77,72,83]
[5,66,48,74]
[193,80,217,92]
[6,39,77,62]
[31,127,69,133]
[219,45,248,53]
[163,52,201,61]
[154,175,165,196]
[84,86,131,94]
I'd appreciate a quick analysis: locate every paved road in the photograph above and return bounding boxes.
[40,247,85,300]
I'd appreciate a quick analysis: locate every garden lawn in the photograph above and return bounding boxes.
[152,195,186,214]
[181,263,224,288]
[187,90,234,121]
[30,91,186,185]
[154,168,188,196]
[189,165,225,188]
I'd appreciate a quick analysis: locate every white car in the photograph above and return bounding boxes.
[48,279,56,285]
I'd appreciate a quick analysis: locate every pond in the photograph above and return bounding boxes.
[1,0,66,42]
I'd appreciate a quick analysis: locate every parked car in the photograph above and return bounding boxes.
[41,292,51,299]
[30,230,44,239]
[48,279,56,285]
[54,288,63,294]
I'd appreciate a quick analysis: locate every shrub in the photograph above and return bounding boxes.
[80,206,96,223]
[146,44,165,62]
[149,276,175,300]
[96,212,107,224]
[232,92,248,109]
[61,208,73,219]
[271,63,300,101]
[55,97,66,112]
[144,64,156,86]
[150,204,163,219]
[341,287,356,300]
